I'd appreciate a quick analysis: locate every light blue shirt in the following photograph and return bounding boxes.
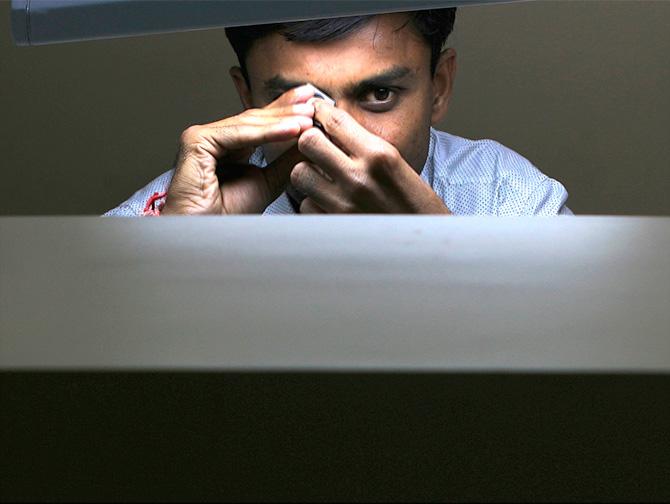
[104,128,571,216]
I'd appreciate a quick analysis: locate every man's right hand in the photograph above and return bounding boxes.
[162,85,316,215]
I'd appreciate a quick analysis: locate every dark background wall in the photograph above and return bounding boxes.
[1,0,668,215]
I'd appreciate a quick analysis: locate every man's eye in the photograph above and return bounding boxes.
[364,87,393,102]
[374,88,391,101]
[360,87,398,112]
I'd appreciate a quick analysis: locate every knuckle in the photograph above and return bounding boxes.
[340,199,357,214]
[239,108,263,121]
[298,129,320,152]
[290,162,306,188]
[218,123,240,138]
[366,141,398,179]
[368,140,396,166]
[325,107,347,131]
[213,124,242,149]
[348,171,370,202]
[180,124,202,145]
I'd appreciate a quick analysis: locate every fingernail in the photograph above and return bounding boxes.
[307,98,326,115]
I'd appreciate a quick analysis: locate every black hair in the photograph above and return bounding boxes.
[225,8,457,87]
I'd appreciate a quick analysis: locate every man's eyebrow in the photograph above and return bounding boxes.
[346,66,413,95]
[263,76,305,95]
[263,66,414,97]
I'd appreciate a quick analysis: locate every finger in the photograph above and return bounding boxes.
[227,111,314,127]
[300,198,326,214]
[267,84,316,108]
[222,109,312,167]
[245,103,315,119]
[290,161,340,211]
[196,119,312,158]
[204,103,313,133]
[297,127,352,180]
[312,100,377,159]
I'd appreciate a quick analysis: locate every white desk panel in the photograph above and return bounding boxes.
[1,216,669,371]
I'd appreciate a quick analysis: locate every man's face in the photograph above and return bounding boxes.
[236,13,454,174]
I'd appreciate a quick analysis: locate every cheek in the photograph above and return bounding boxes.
[357,111,429,173]
[357,114,403,146]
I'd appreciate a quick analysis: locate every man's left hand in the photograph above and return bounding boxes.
[291,101,451,214]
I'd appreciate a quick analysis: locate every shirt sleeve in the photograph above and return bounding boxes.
[102,169,175,217]
[485,141,572,217]
[523,177,573,216]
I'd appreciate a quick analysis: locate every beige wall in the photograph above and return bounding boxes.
[0,0,668,215]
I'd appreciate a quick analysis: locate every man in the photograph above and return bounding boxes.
[105,8,571,216]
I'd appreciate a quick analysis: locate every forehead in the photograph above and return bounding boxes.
[245,13,430,88]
